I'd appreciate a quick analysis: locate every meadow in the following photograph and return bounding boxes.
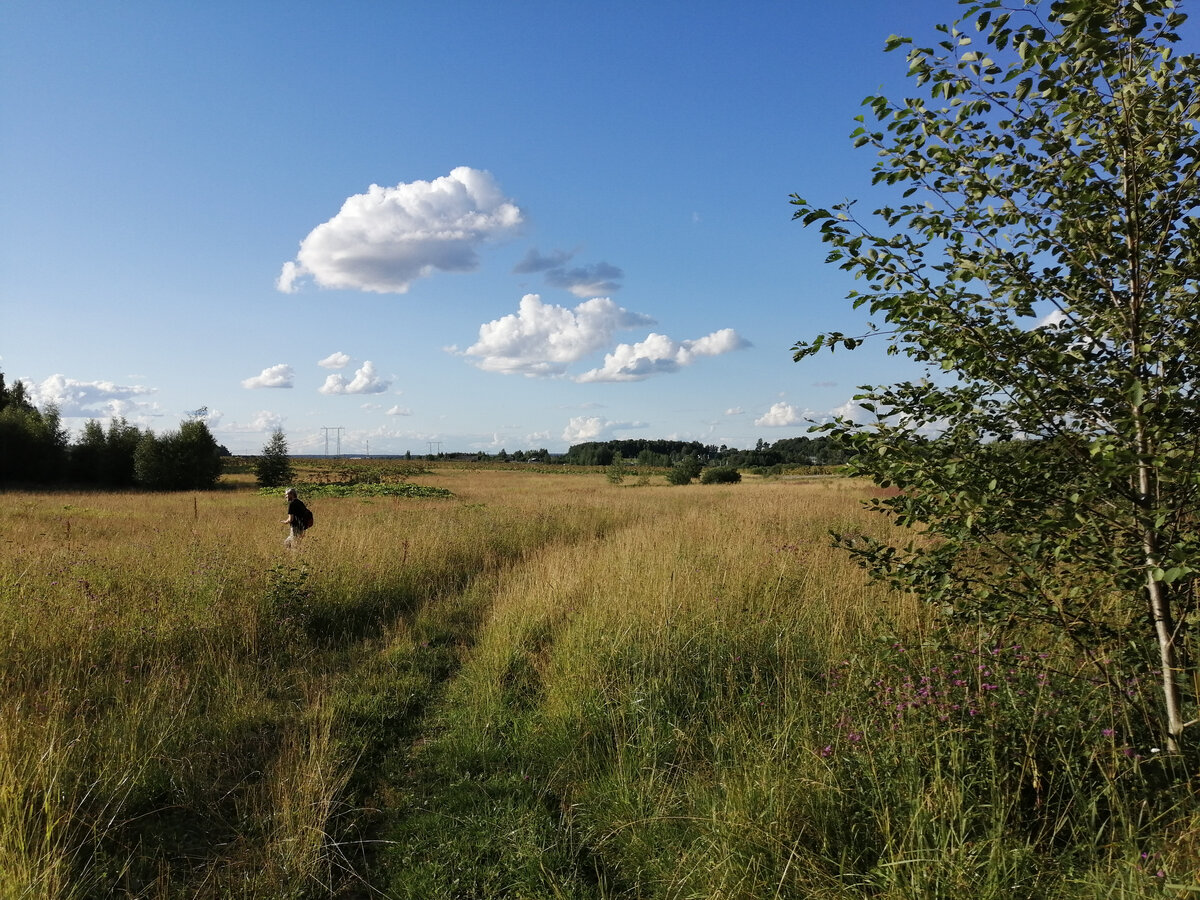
[0,463,1196,898]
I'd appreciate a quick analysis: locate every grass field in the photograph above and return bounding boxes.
[0,463,1196,898]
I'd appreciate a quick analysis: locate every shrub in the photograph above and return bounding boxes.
[665,456,703,485]
[606,452,625,484]
[665,465,694,485]
[700,466,741,484]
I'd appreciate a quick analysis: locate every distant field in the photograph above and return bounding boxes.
[0,465,1193,898]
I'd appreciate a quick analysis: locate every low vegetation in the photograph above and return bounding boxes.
[0,463,1194,898]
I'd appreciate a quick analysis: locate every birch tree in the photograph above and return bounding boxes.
[792,0,1200,751]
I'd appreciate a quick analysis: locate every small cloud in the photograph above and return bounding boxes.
[829,399,876,425]
[754,401,810,427]
[242,364,294,389]
[319,351,352,369]
[386,405,413,416]
[724,407,744,416]
[1037,309,1068,329]
[462,294,654,376]
[251,410,285,432]
[812,380,838,388]
[514,247,623,297]
[545,261,624,298]
[189,407,221,427]
[318,361,391,395]
[574,328,750,383]
[513,247,573,274]
[278,166,523,294]
[561,415,643,442]
[210,410,285,435]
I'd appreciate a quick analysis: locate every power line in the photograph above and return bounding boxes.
[322,426,345,457]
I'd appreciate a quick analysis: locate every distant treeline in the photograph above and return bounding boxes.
[0,370,229,490]
[561,436,849,468]
[413,437,848,468]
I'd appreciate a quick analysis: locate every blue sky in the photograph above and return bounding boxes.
[3,0,965,456]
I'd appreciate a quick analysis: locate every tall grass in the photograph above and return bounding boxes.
[0,469,632,896]
[1,469,1195,897]
[368,476,1200,899]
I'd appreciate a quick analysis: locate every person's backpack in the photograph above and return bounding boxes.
[299,504,314,530]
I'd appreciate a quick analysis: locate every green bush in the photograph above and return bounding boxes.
[665,465,693,485]
[700,466,741,484]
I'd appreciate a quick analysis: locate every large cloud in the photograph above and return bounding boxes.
[277,166,523,294]
[461,294,655,376]
[21,374,157,418]
[242,364,294,389]
[574,328,749,383]
[318,361,391,395]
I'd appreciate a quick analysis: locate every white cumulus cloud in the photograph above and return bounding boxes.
[386,405,412,416]
[574,328,749,383]
[253,411,284,432]
[318,361,391,395]
[829,399,877,425]
[754,401,810,427]
[462,294,655,376]
[242,364,294,389]
[22,374,157,418]
[277,166,523,294]
[318,351,352,369]
[1037,308,1069,329]
[561,415,633,444]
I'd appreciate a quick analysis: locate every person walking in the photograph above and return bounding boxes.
[283,487,310,549]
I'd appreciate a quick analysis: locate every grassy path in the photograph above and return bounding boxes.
[332,482,663,896]
[341,475,896,898]
[343,545,622,899]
